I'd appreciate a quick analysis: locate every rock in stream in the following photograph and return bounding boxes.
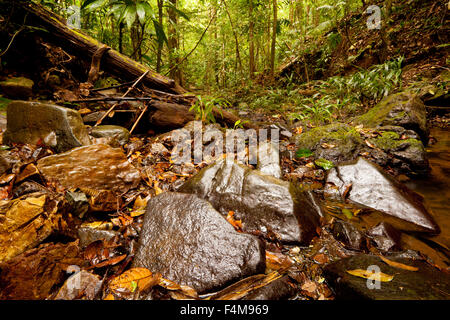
[326,158,439,234]
[3,101,91,152]
[132,192,266,294]
[179,159,322,244]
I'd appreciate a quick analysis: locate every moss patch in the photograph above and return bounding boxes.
[296,123,364,163]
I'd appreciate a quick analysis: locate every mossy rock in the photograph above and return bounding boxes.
[355,91,428,144]
[295,123,364,164]
[368,128,428,174]
[94,77,120,89]
[0,77,34,99]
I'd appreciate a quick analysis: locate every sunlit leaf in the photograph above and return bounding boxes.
[346,269,394,282]
[109,268,160,295]
[314,158,335,170]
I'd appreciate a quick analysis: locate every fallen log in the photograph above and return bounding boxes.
[147,101,256,130]
[16,0,183,94]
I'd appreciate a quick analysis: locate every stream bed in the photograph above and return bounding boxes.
[406,127,450,252]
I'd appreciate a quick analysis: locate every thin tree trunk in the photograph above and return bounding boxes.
[168,0,183,85]
[249,0,255,79]
[156,0,163,72]
[223,0,243,76]
[270,0,277,79]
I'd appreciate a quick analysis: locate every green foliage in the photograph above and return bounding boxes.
[295,148,313,158]
[189,95,230,124]
[314,158,334,170]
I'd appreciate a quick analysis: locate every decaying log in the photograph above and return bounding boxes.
[147,101,256,130]
[87,44,110,85]
[17,0,183,94]
[148,101,195,129]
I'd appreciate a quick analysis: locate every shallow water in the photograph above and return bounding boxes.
[406,127,450,250]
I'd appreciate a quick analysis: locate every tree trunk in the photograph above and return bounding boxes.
[156,0,163,72]
[270,0,277,79]
[249,0,255,79]
[18,0,182,93]
[168,0,183,86]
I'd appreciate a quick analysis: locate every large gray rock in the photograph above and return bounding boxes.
[132,192,265,294]
[90,125,130,146]
[3,101,91,152]
[324,254,450,300]
[37,144,141,194]
[355,91,429,143]
[0,77,34,99]
[326,158,439,234]
[179,159,321,244]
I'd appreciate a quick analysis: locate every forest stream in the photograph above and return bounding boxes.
[407,127,450,251]
[0,0,448,303]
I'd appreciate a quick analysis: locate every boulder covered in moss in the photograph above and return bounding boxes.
[355,91,429,143]
[295,123,364,164]
[367,126,429,174]
[0,77,34,99]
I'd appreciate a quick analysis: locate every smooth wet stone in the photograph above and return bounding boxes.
[257,141,282,179]
[90,125,130,146]
[355,91,429,143]
[326,158,439,234]
[331,220,365,251]
[37,144,141,194]
[0,77,34,98]
[179,159,321,244]
[3,101,91,152]
[0,194,53,263]
[77,227,119,248]
[65,191,89,218]
[323,254,450,300]
[367,222,402,252]
[132,192,266,294]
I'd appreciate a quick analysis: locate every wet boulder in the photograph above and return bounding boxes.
[295,123,363,164]
[90,125,130,146]
[0,194,54,263]
[132,192,265,294]
[367,126,429,174]
[77,227,119,248]
[3,101,91,152]
[326,158,439,234]
[366,222,402,252]
[37,144,141,194]
[355,91,429,143]
[257,141,282,179]
[331,220,365,251]
[179,159,321,244]
[323,254,450,300]
[0,77,34,99]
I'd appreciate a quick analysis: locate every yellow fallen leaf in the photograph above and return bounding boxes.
[346,269,394,282]
[81,221,114,230]
[379,255,419,271]
[104,293,115,300]
[109,268,160,294]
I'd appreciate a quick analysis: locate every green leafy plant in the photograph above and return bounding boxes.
[189,96,230,124]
